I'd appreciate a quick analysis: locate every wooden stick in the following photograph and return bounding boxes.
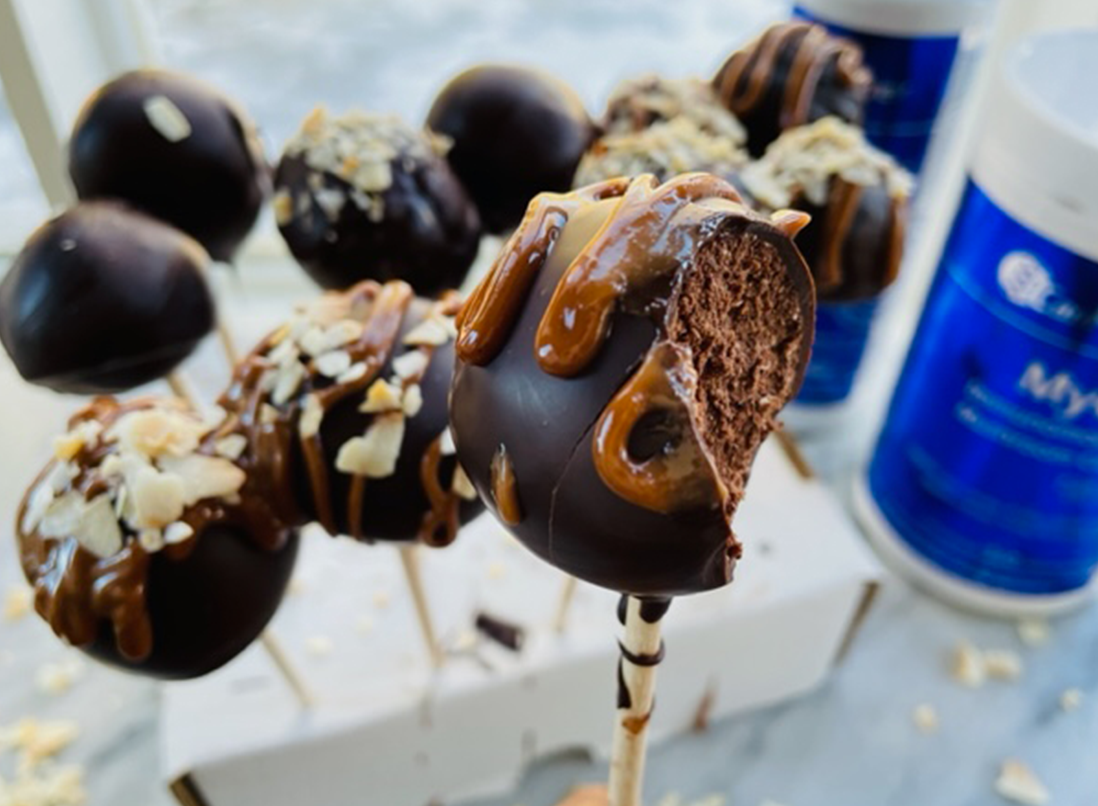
[608,595,670,806]
[217,319,240,367]
[259,631,315,708]
[398,544,444,668]
[553,575,578,633]
[166,371,198,408]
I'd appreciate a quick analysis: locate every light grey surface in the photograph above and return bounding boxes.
[1,2,1096,805]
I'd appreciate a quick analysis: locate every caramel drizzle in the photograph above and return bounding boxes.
[417,436,461,547]
[19,397,293,661]
[457,173,764,514]
[714,22,869,131]
[489,445,523,526]
[812,179,906,297]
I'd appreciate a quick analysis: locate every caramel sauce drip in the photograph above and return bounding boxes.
[593,343,722,514]
[18,397,293,661]
[812,178,906,296]
[489,445,523,526]
[714,22,869,131]
[417,436,461,547]
[456,173,769,515]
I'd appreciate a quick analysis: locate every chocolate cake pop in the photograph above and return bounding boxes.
[0,201,215,395]
[222,279,481,546]
[426,65,596,233]
[740,117,911,300]
[274,109,481,294]
[601,75,747,143]
[16,397,299,679]
[449,173,815,596]
[68,69,269,262]
[712,22,871,158]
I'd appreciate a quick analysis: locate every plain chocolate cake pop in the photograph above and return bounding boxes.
[426,65,596,233]
[16,397,299,679]
[68,69,270,262]
[712,21,871,157]
[274,109,481,295]
[0,201,215,395]
[740,117,911,300]
[449,174,815,596]
[221,279,481,546]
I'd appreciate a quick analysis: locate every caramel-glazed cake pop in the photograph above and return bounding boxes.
[222,280,481,546]
[740,117,912,300]
[713,21,871,157]
[450,174,815,595]
[16,397,299,679]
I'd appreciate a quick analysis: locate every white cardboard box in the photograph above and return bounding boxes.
[162,435,881,806]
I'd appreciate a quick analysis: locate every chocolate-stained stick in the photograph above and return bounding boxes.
[609,595,669,806]
[398,544,445,668]
[553,575,577,633]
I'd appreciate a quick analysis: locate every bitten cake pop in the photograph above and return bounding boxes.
[68,69,269,262]
[740,117,911,300]
[426,65,596,233]
[450,173,815,806]
[16,397,300,679]
[274,109,481,295]
[601,75,747,143]
[0,202,215,394]
[712,21,871,158]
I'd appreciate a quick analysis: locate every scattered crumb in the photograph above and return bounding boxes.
[487,561,506,580]
[287,577,307,597]
[0,761,86,805]
[912,703,939,734]
[1059,688,1083,712]
[305,636,333,658]
[0,718,80,766]
[995,759,1050,805]
[35,659,84,696]
[951,641,987,688]
[984,650,1024,682]
[356,616,374,634]
[451,629,477,653]
[1017,618,1051,648]
[3,586,32,621]
[373,590,391,609]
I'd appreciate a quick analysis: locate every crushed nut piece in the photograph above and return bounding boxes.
[951,641,987,688]
[360,379,403,413]
[163,521,195,545]
[912,703,939,734]
[129,466,187,530]
[1059,688,1082,712]
[3,587,32,621]
[160,454,246,506]
[995,759,1050,805]
[337,362,368,384]
[51,421,101,462]
[373,590,390,609]
[335,413,405,478]
[143,94,192,142]
[299,394,324,438]
[1017,618,1051,648]
[438,428,457,456]
[403,317,451,347]
[392,350,429,380]
[985,649,1023,682]
[452,465,477,501]
[315,349,352,378]
[138,529,165,553]
[271,359,306,406]
[402,385,423,417]
[35,658,84,696]
[305,635,333,657]
[273,189,294,225]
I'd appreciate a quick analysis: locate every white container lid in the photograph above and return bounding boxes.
[973,29,1098,263]
[795,0,989,37]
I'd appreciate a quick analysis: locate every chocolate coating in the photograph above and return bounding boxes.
[0,202,215,394]
[222,280,482,545]
[68,69,269,262]
[426,65,596,233]
[16,398,299,680]
[450,175,814,596]
[713,22,871,157]
[274,110,481,295]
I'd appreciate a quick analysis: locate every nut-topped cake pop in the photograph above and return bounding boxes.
[0,202,215,394]
[222,280,481,546]
[426,65,596,234]
[601,75,748,143]
[450,174,815,595]
[16,397,299,679]
[740,117,911,300]
[713,21,871,158]
[68,69,269,262]
[274,109,481,295]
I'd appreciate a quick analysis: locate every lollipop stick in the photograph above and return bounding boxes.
[397,544,444,668]
[608,595,670,806]
[166,371,198,406]
[553,575,578,633]
[260,631,315,708]
[217,319,240,366]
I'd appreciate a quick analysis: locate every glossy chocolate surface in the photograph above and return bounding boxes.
[274,111,481,295]
[69,69,269,262]
[713,22,870,157]
[0,202,215,394]
[426,65,596,233]
[16,398,299,679]
[451,175,814,595]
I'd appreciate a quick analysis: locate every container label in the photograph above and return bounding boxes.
[796,297,880,405]
[868,178,1098,594]
[793,7,961,174]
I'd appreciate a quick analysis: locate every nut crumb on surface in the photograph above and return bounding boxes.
[1059,688,1082,712]
[912,703,939,734]
[995,759,1050,805]
[373,590,391,609]
[1017,618,1051,647]
[984,649,1024,682]
[3,586,32,621]
[951,641,987,688]
[305,636,333,657]
[0,717,85,805]
[487,561,506,580]
[35,659,84,696]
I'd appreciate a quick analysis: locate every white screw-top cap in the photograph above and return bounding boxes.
[973,29,1098,263]
[795,0,989,36]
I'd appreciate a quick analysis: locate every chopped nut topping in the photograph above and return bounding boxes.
[51,421,101,462]
[951,641,987,688]
[108,408,203,459]
[402,384,424,417]
[452,464,477,501]
[143,94,192,142]
[337,362,368,384]
[984,649,1023,681]
[315,349,352,378]
[129,467,187,530]
[299,394,324,438]
[138,529,165,552]
[995,759,1050,805]
[438,428,457,456]
[403,317,452,347]
[163,521,195,545]
[273,189,295,226]
[313,187,346,219]
[360,379,404,413]
[912,703,939,734]
[335,413,405,478]
[323,319,366,349]
[3,586,32,621]
[271,359,306,406]
[392,350,429,380]
[159,454,246,505]
[604,75,747,144]
[214,433,248,461]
